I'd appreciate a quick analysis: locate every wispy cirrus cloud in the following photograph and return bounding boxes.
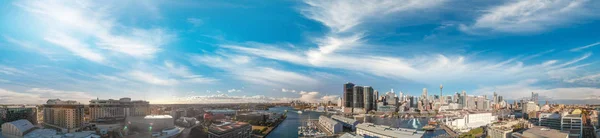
[220,42,592,86]
[0,88,94,104]
[571,42,600,52]
[16,0,175,60]
[460,0,597,34]
[44,33,105,63]
[474,79,600,100]
[301,0,446,33]
[191,53,318,88]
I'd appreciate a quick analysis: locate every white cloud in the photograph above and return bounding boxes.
[571,42,600,52]
[164,61,217,84]
[191,53,318,88]
[125,70,178,86]
[0,88,94,104]
[0,66,27,75]
[299,91,321,103]
[564,73,600,84]
[17,0,174,59]
[460,0,595,33]
[27,88,95,101]
[222,43,593,86]
[297,91,339,103]
[474,79,600,100]
[227,89,242,93]
[3,35,58,59]
[187,18,203,27]
[171,94,293,104]
[301,0,445,32]
[44,33,105,62]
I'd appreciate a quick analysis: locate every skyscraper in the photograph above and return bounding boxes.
[461,90,468,109]
[493,92,498,104]
[422,88,428,111]
[343,82,355,113]
[439,84,443,104]
[531,92,539,104]
[364,86,375,112]
[353,86,365,112]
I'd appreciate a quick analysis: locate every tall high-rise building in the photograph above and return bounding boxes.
[422,88,428,99]
[353,86,365,111]
[343,83,355,113]
[439,84,443,104]
[531,92,539,104]
[422,88,429,111]
[89,97,150,122]
[342,83,379,114]
[409,96,415,108]
[493,92,498,104]
[364,86,375,112]
[337,97,342,107]
[461,90,468,109]
[43,99,85,133]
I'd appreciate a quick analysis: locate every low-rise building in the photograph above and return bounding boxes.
[331,115,359,131]
[236,112,269,123]
[0,105,38,126]
[539,113,561,130]
[486,120,528,138]
[561,114,583,138]
[1,119,34,137]
[206,109,236,116]
[446,112,496,132]
[512,126,568,138]
[356,123,423,138]
[126,115,174,132]
[207,121,251,138]
[319,116,342,134]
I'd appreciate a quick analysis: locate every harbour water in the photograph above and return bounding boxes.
[266,106,325,138]
[265,106,447,138]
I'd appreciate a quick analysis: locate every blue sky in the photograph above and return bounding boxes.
[1,0,600,104]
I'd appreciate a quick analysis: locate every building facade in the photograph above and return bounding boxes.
[43,99,85,133]
[0,105,38,126]
[319,116,342,134]
[88,97,150,122]
[561,114,583,138]
[343,82,355,113]
[331,115,359,131]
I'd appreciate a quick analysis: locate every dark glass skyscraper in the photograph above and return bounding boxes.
[343,82,355,112]
[353,86,364,109]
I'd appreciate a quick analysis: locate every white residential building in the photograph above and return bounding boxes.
[446,112,496,132]
[331,115,359,131]
[319,116,342,134]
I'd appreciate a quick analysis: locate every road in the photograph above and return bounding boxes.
[440,124,458,137]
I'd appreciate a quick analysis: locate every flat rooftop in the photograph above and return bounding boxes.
[564,114,582,118]
[523,126,569,138]
[356,123,422,138]
[144,115,173,119]
[208,121,250,135]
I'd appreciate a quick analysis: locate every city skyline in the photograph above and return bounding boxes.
[1,0,600,104]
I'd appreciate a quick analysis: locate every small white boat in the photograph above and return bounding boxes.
[298,111,303,114]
